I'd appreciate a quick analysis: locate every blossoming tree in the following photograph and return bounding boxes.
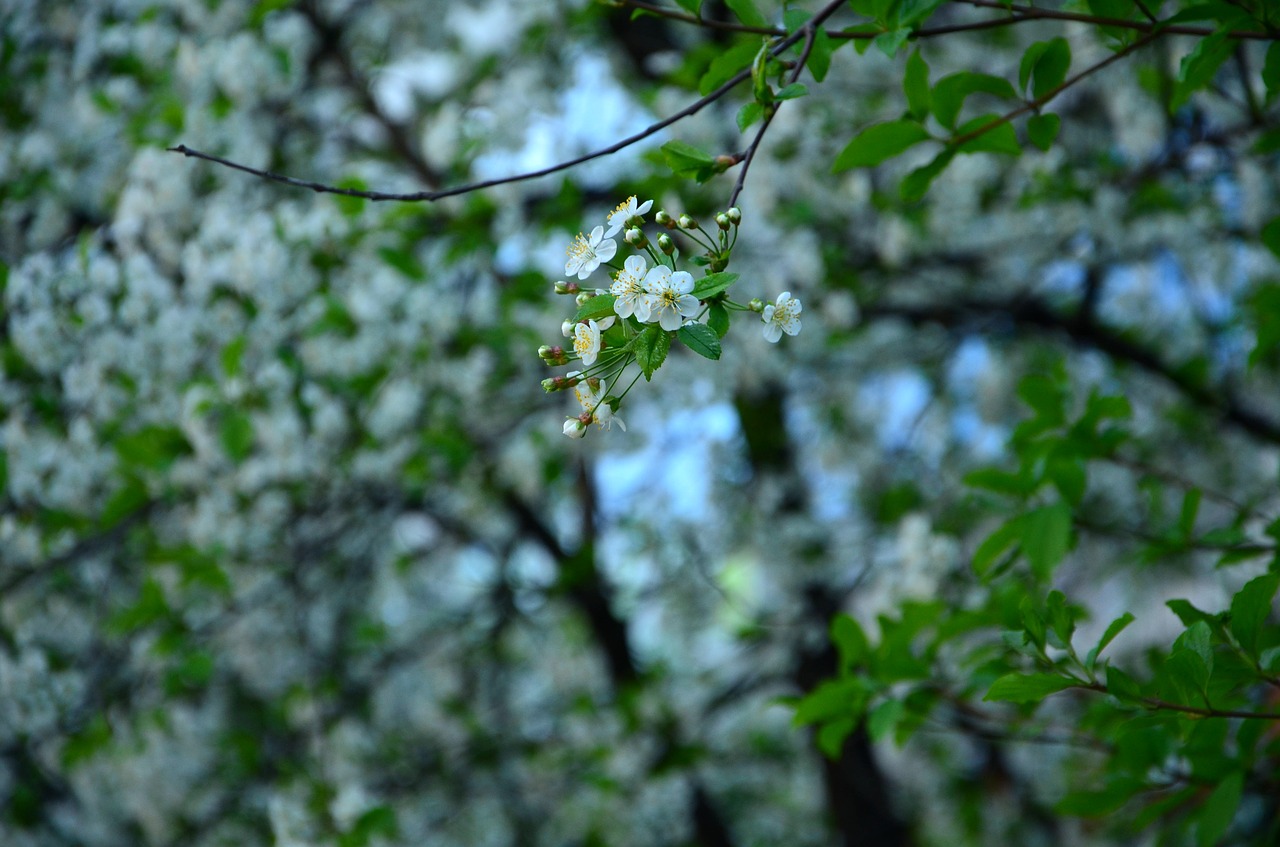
[3,0,1280,845]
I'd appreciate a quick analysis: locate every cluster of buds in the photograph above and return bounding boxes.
[544,196,802,438]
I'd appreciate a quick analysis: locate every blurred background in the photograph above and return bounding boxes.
[2,0,1279,844]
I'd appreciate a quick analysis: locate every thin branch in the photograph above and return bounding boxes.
[961,0,1278,40]
[1076,682,1280,720]
[169,14,826,203]
[948,32,1160,150]
[727,3,839,207]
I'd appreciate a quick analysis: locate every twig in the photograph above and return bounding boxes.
[948,33,1159,150]
[961,0,1278,40]
[169,11,829,204]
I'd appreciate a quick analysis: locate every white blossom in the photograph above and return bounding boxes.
[610,255,652,321]
[642,266,699,331]
[572,319,602,366]
[604,195,652,238]
[762,291,802,343]
[564,226,616,280]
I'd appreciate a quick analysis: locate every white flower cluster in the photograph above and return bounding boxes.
[542,197,803,437]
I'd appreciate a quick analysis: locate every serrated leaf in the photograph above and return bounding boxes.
[1105,665,1144,703]
[1027,113,1060,151]
[983,673,1076,704]
[707,303,730,337]
[833,119,932,171]
[692,272,738,300]
[677,322,722,360]
[573,294,617,322]
[807,26,835,83]
[932,72,1018,130]
[1172,33,1236,112]
[1229,573,1279,655]
[634,325,670,380]
[874,28,911,59]
[1159,648,1209,706]
[904,49,930,119]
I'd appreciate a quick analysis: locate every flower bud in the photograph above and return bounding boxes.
[554,280,580,295]
[561,320,574,338]
[624,227,648,247]
[541,378,558,392]
[715,213,731,231]
[654,210,674,228]
[563,418,587,438]
[657,234,675,255]
[678,214,697,230]
[538,345,554,359]
[575,292,593,307]
[726,207,741,224]
[748,298,764,313]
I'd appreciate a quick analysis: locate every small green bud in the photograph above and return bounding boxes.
[541,378,558,392]
[678,214,697,230]
[655,210,674,228]
[625,227,648,248]
[554,280,579,295]
[658,233,675,255]
[748,298,764,313]
[538,345,554,359]
[715,213,731,231]
[726,207,741,224]
[575,292,593,307]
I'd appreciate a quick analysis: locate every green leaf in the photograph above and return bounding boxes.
[725,0,767,27]
[115,425,194,471]
[1026,113,1060,151]
[1019,38,1071,100]
[775,83,808,101]
[738,101,764,132]
[873,28,911,59]
[220,334,246,377]
[661,140,717,180]
[1105,665,1144,703]
[900,149,954,202]
[972,517,1021,576]
[1196,771,1243,847]
[1159,648,1209,706]
[692,272,739,300]
[699,39,760,96]
[1086,612,1135,671]
[866,699,904,742]
[220,410,255,462]
[377,246,425,281]
[573,294,618,322]
[1021,502,1072,578]
[1045,590,1075,648]
[833,119,932,171]
[677,323,722,360]
[983,673,1076,705]
[674,0,702,15]
[1262,218,1280,260]
[1229,573,1279,655]
[807,27,835,83]
[904,49,930,119]
[953,114,1021,156]
[931,72,1018,130]
[964,467,1034,497]
[707,303,730,337]
[816,717,855,758]
[634,325,671,381]
[1264,41,1280,104]
[831,613,869,669]
[1166,598,1218,628]
[1171,33,1236,113]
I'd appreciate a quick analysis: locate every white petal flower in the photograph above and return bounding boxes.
[561,320,574,338]
[573,319,602,366]
[563,418,587,438]
[643,266,700,331]
[604,195,653,238]
[565,226,617,280]
[572,375,625,432]
[762,291,802,343]
[609,255,651,322]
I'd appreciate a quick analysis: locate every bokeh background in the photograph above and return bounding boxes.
[3,0,1280,845]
